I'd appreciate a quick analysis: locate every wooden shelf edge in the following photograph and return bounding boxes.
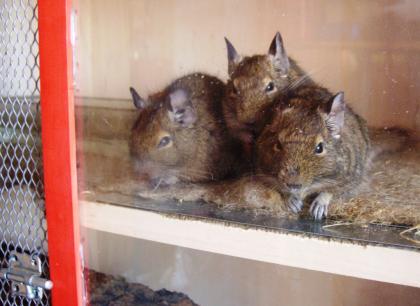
[80,201,420,288]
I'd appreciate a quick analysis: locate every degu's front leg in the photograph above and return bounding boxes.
[309,192,333,221]
[286,193,304,214]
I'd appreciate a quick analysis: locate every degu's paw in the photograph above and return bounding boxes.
[310,192,332,221]
[287,195,304,214]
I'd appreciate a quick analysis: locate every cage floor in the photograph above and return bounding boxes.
[87,269,198,306]
[78,134,420,250]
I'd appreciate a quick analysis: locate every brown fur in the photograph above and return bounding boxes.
[223,32,332,147]
[256,94,371,220]
[129,73,242,187]
[224,58,308,138]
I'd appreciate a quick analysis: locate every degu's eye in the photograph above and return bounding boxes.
[157,136,172,149]
[265,81,275,93]
[315,142,324,155]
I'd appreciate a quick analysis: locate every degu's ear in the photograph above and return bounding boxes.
[167,89,197,128]
[321,92,346,138]
[268,31,290,77]
[129,87,147,109]
[224,37,242,76]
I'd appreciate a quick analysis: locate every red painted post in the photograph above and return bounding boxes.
[38,0,84,305]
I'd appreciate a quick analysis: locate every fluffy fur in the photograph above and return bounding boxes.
[129,73,242,187]
[256,94,370,220]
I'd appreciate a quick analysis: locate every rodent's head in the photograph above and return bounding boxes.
[224,32,294,125]
[256,93,346,194]
[129,87,198,186]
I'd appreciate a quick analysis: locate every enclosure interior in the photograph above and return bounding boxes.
[75,1,420,305]
[85,230,420,306]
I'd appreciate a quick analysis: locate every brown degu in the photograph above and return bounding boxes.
[129,73,242,188]
[256,92,370,220]
[223,31,331,146]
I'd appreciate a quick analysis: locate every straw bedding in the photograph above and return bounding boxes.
[83,139,420,227]
[132,143,420,226]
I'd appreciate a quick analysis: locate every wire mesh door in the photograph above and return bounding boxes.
[0,0,51,305]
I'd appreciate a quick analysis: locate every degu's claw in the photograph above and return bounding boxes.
[287,196,303,214]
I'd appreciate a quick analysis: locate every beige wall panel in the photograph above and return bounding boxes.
[78,0,420,129]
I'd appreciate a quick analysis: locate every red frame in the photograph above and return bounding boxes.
[38,0,83,305]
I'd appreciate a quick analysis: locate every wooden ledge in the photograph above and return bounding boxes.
[81,200,420,288]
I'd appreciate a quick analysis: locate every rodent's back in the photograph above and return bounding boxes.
[170,73,242,180]
[332,106,371,193]
[170,73,226,130]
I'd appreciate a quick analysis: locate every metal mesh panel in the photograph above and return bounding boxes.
[0,0,50,305]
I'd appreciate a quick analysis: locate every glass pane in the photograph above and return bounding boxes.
[85,232,420,306]
[75,1,420,305]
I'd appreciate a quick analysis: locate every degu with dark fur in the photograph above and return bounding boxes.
[256,93,371,220]
[223,32,332,149]
[129,73,241,188]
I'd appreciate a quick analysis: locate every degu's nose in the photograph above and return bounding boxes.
[286,183,302,190]
[280,166,302,189]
